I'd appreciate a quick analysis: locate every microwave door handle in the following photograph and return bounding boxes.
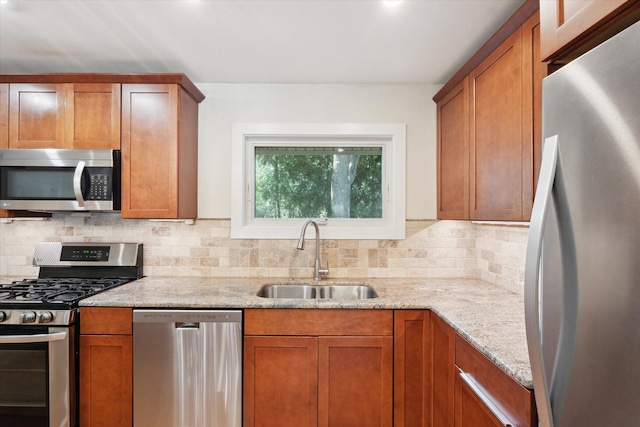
[73,161,87,208]
[0,331,67,344]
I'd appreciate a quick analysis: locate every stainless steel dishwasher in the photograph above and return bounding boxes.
[133,309,242,427]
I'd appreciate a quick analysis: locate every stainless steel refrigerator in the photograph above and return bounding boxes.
[525,19,640,427]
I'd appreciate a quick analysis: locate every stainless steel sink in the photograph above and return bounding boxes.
[257,283,378,299]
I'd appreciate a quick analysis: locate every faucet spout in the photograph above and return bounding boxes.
[297,219,329,281]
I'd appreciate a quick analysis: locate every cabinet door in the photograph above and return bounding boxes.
[244,336,318,427]
[469,27,529,221]
[0,83,8,148]
[455,335,536,427]
[9,83,67,148]
[318,336,393,427]
[0,84,7,218]
[394,310,430,427]
[524,12,546,219]
[66,83,121,149]
[437,77,469,220]
[431,314,455,427]
[121,84,179,218]
[454,371,506,427]
[79,335,133,427]
[540,0,639,62]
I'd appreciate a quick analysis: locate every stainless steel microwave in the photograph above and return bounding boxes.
[0,149,121,212]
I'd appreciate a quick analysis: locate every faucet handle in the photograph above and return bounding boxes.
[319,261,329,276]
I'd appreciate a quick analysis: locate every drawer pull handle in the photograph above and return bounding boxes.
[459,371,516,427]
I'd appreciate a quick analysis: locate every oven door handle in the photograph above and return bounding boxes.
[0,331,67,344]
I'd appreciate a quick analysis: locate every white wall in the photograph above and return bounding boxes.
[195,83,441,219]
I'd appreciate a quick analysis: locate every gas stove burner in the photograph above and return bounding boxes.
[1,277,135,307]
[50,291,85,302]
[0,242,143,310]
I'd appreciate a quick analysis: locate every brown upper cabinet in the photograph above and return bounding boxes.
[437,77,469,219]
[8,82,120,149]
[540,0,640,63]
[9,83,66,148]
[469,15,537,221]
[0,83,8,149]
[121,84,199,219]
[435,1,543,221]
[66,83,121,149]
[0,74,204,219]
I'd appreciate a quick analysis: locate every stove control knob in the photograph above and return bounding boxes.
[38,311,55,324]
[21,311,37,324]
[0,311,7,322]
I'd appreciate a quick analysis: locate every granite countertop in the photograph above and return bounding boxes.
[79,276,533,389]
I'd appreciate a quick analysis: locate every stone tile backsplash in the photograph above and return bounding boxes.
[0,215,527,292]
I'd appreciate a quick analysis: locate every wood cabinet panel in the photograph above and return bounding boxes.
[244,310,393,427]
[79,335,133,427]
[9,83,66,148]
[431,313,456,427]
[245,308,394,336]
[0,83,7,218]
[121,84,198,219]
[437,78,469,220]
[437,12,541,222]
[393,310,430,427]
[80,307,132,335]
[455,335,536,427]
[121,84,178,218]
[454,375,505,427]
[540,0,640,62]
[0,83,7,149]
[528,14,546,204]
[469,28,526,221]
[244,336,318,427]
[79,307,133,427]
[318,336,393,427]
[66,83,121,149]
[7,82,121,150]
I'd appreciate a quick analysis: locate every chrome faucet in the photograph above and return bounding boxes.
[296,219,329,281]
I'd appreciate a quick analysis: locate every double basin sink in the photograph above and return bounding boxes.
[257,283,378,300]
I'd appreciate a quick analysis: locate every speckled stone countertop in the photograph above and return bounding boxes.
[78,276,533,389]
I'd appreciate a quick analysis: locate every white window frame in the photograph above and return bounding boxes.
[231,123,406,239]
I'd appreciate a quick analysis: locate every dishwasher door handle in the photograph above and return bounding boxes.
[175,322,200,329]
[133,309,242,324]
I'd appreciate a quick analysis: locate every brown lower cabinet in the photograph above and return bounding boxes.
[455,334,537,427]
[431,312,456,426]
[77,307,536,427]
[393,310,431,427]
[79,307,133,427]
[244,309,394,427]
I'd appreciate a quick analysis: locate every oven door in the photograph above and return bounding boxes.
[0,325,75,427]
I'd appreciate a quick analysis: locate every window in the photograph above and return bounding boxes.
[231,123,405,239]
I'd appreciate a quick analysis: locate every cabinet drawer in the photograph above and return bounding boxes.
[455,335,535,426]
[245,309,393,336]
[80,307,133,335]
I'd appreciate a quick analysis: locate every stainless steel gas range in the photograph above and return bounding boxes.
[0,242,143,427]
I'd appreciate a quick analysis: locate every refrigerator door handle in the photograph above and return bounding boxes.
[524,135,559,427]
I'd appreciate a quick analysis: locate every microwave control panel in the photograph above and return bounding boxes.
[87,168,112,201]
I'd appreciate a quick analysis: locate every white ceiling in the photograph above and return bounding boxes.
[0,0,526,85]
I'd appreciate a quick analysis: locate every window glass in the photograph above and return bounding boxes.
[254,146,382,219]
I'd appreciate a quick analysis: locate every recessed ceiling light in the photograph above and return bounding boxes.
[383,0,403,8]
